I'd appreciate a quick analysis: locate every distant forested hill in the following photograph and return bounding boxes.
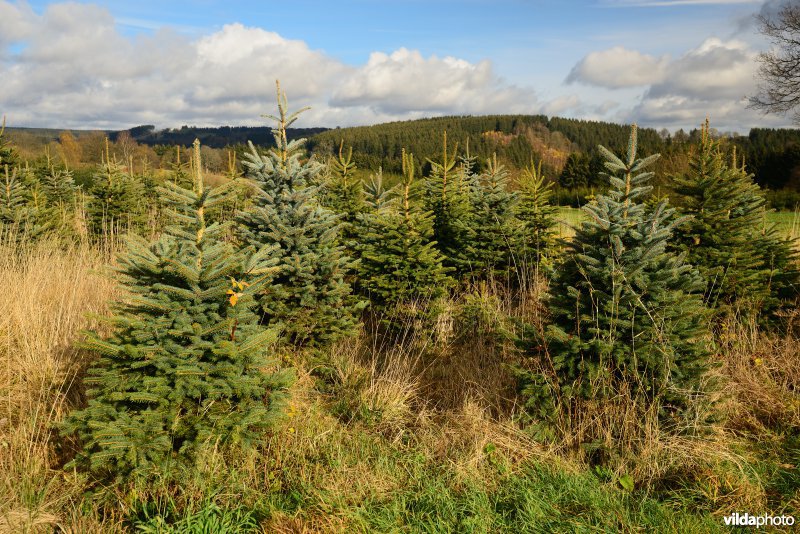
[6,124,329,148]
[8,117,800,191]
[115,125,330,148]
[306,115,665,177]
[733,128,800,190]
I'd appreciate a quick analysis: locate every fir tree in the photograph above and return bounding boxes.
[423,132,473,278]
[40,166,78,208]
[0,165,54,240]
[86,140,148,236]
[519,126,711,433]
[61,140,291,480]
[362,167,397,212]
[236,82,361,347]
[0,165,27,233]
[356,150,453,318]
[320,141,365,251]
[0,117,19,170]
[516,159,558,273]
[457,153,518,281]
[670,120,800,322]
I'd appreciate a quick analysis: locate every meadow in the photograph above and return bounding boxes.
[1,110,799,533]
[555,207,800,241]
[2,233,798,533]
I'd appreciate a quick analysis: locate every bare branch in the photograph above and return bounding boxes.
[748,5,800,124]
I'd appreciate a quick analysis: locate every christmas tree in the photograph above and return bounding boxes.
[320,141,365,253]
[515,159,559,273]
[362,167,397,213]
[86,140,148,237]
[0,117,19,170]
[423,132,473,279]
[62,140,291,480]
[236,82,362,347]
[671,121,799,323]
[356,150,453,320]
[519,126,711,432]
[458,153,518,281]
[0,164,54,241]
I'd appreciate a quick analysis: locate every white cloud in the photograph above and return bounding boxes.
[330,48,537,116]
[566,47,670,88]
[0,1,34,48]
[629,37,769,128]
[648,38,755,99]
[542,94,582,116]
[0,3,541,129]
[566,35,788,129]
[601,0,759,7]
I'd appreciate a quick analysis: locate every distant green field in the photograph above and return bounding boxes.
[766,209,800,240]
[556,207,800,241]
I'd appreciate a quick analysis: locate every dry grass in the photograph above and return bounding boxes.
[0,234,117,532]
[0,231,797,530]
[720,317,800,433]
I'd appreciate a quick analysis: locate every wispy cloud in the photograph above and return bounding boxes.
[600,0,759,7]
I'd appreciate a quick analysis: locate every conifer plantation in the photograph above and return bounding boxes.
[1,94,799,532]
[671,120,800,324]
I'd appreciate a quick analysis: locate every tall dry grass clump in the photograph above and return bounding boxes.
[0,232,118,531]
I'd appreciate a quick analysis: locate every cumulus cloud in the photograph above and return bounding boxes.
[0,2,541,128]
[629,38,771,128]
[330,48,537,116]
[542,94,582,116]
[567,35,787,129]
[566,47,670,88]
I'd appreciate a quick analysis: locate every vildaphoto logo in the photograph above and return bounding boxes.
[723,512,795,528]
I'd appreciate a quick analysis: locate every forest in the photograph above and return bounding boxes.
[1,81,800,532]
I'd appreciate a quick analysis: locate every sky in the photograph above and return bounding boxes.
[0,0,796,132]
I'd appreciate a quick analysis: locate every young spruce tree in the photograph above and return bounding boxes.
[320,141,366,253]
[62,140,291,480]
[236,83,361,347]
[356,150,453,320]
[670,121,799,323]
[87,140,148,237]
[515,159,558,273]
[459,153,518,280]
[423,132,473,279]
[519,126,711,434]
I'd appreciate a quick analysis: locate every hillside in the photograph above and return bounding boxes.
[306,115,665,177]
[7,116,800,191]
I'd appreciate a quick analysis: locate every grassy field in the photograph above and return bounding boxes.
[1,234,798,532]
[556,207,800,241]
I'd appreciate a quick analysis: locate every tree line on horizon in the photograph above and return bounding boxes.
[7,114,800,199]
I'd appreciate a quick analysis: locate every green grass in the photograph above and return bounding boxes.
[119,413,724,533]
[765,209,800,240]
[557,207,800,241]
[555,207,585,239]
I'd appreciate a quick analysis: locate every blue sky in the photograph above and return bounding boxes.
[0,0,793,131]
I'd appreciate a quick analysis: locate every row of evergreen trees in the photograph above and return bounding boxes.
[4,94,798,482]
